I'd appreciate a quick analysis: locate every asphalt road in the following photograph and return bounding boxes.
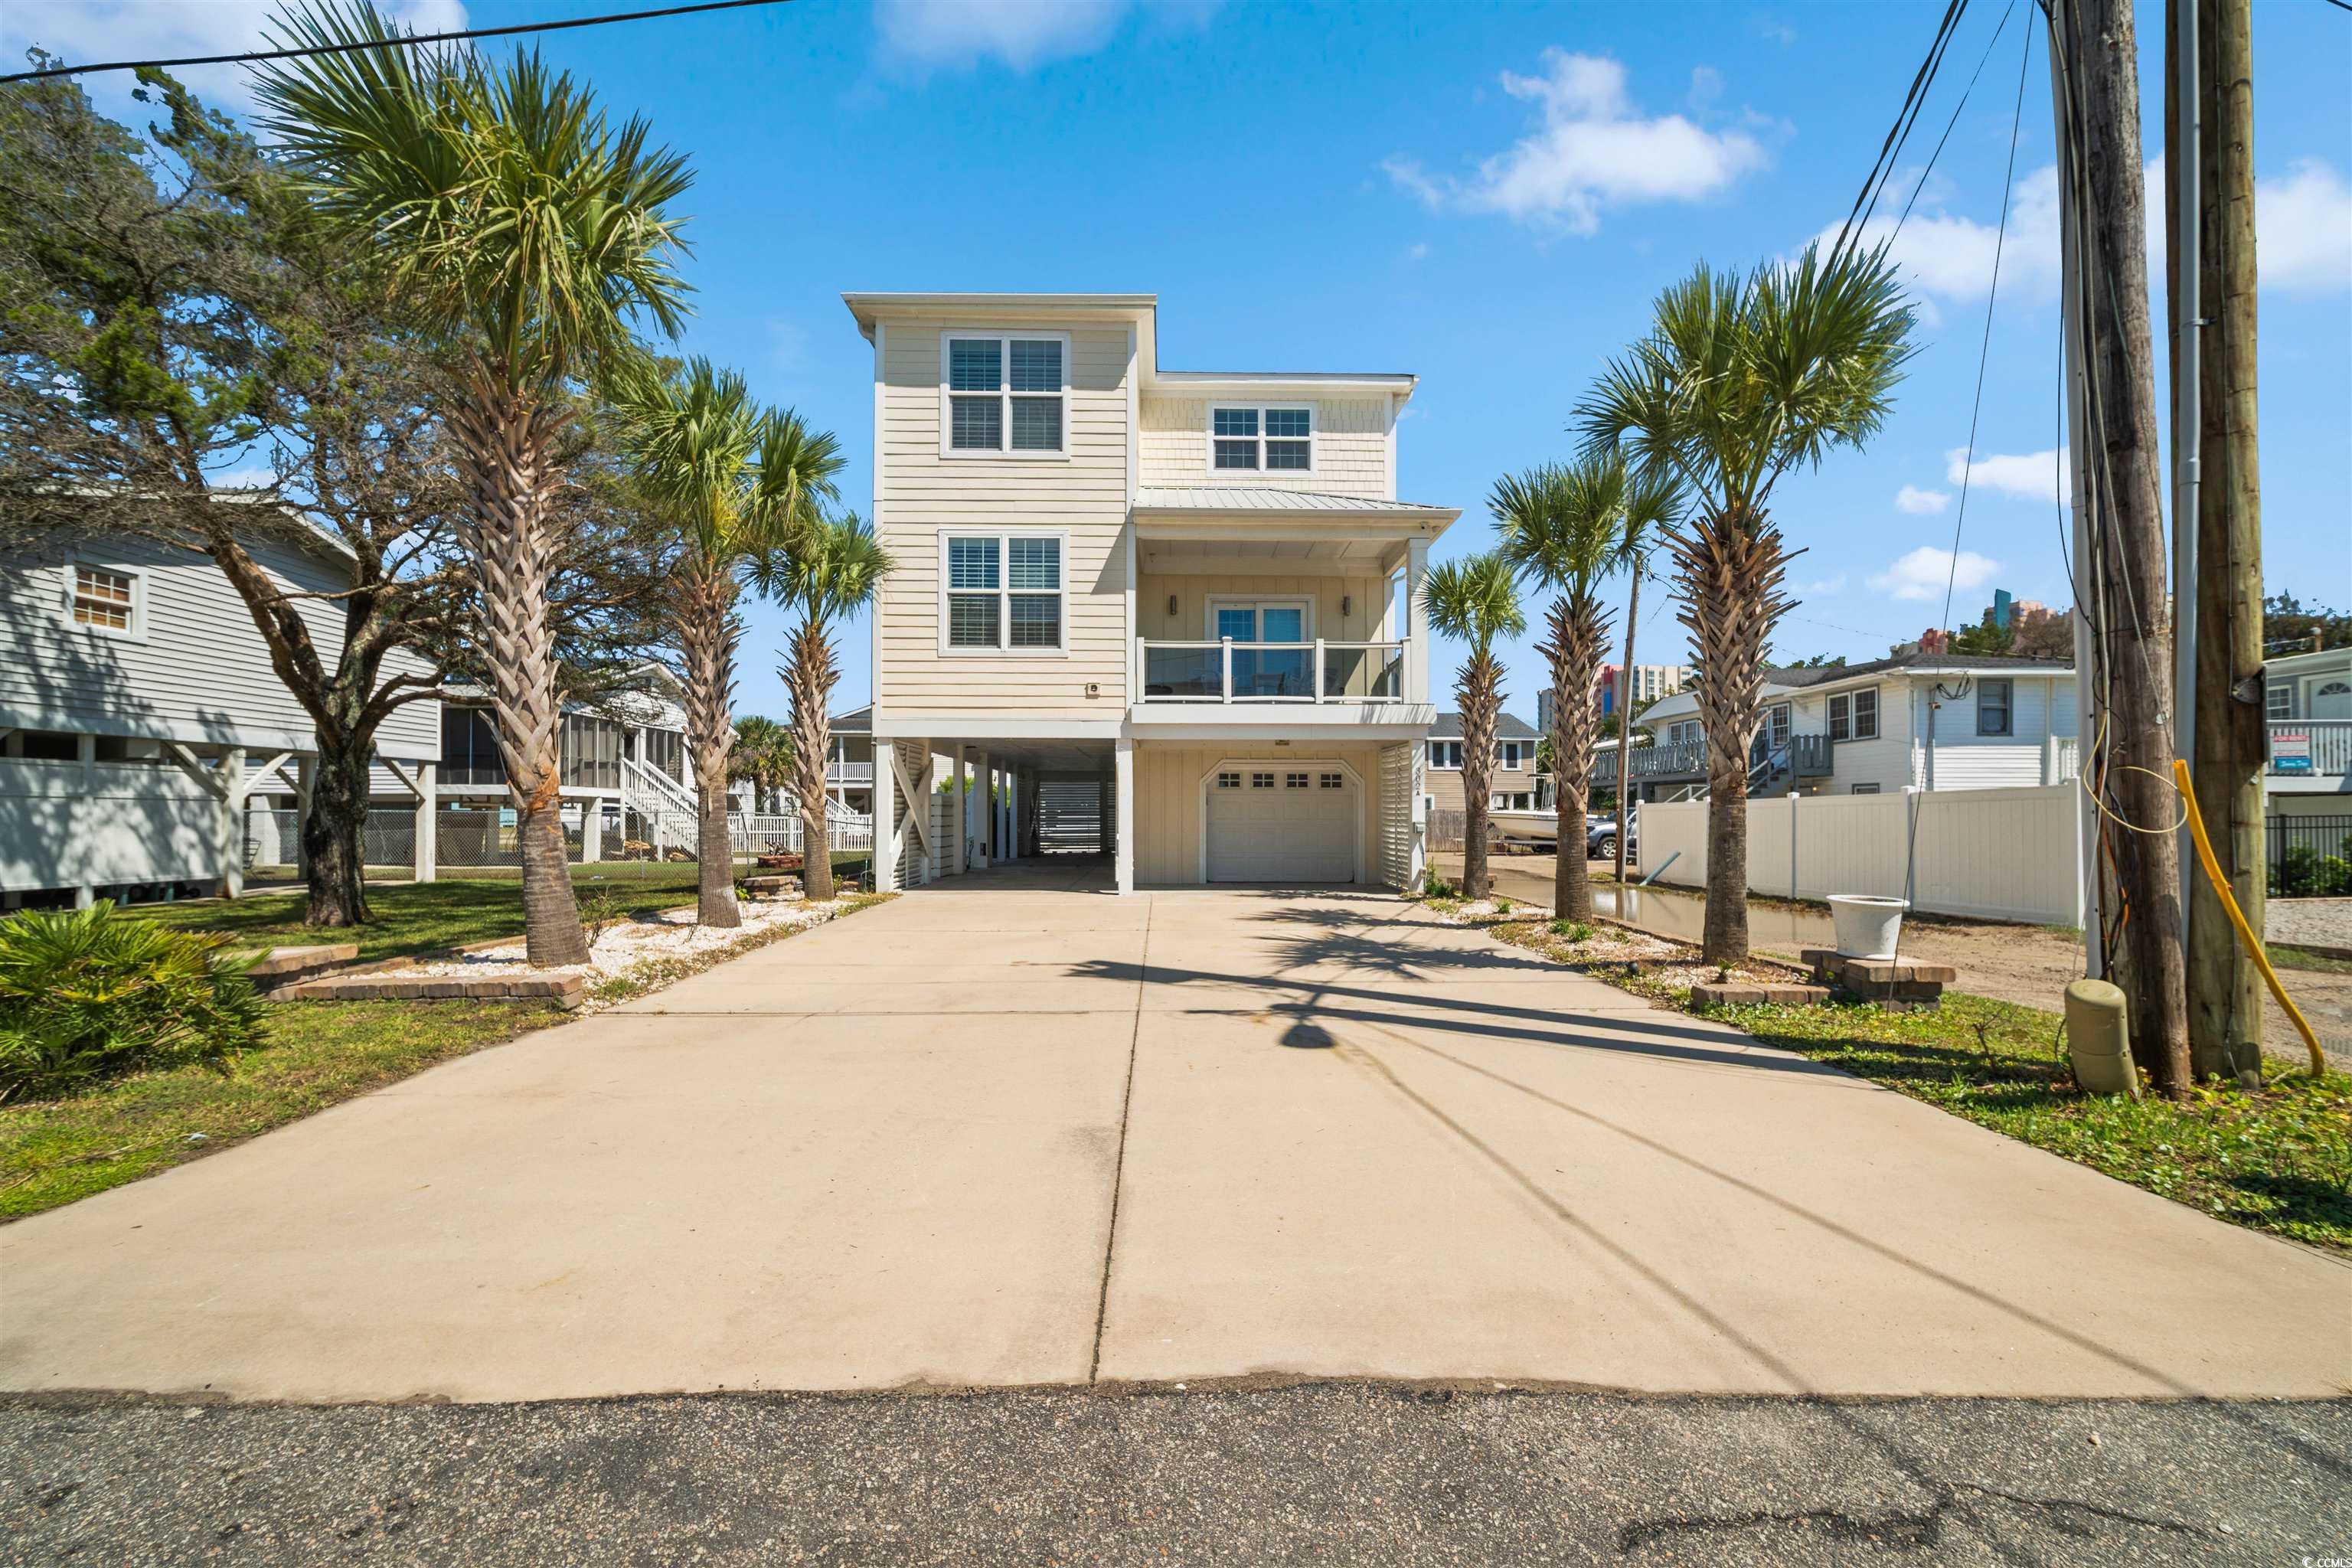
[5,1386,2347,1565]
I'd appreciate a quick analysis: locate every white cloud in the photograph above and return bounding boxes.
[1386,50,1767,234]
[1945,446,2069,505]
[3,1,464,116]
[1404,241,1430,262]
[1793,573,1847,596]
[1821,154,2351,305]
[1812,165,2060,304]
[2146,154,2352,293]
[1867,546,2000,603]
[874,0,1129,68]
[1895,485,1951,515]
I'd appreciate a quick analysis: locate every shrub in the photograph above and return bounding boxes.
[2276,845,2352,898]
[1550,918,1594,942]
[1493,897,1513,916]
[1422,871,1459,899]
[0,904,265,1101]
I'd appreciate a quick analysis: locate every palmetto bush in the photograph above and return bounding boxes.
[0,905,265,1101]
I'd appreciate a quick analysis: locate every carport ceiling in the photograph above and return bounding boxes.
[929,737,1115,773]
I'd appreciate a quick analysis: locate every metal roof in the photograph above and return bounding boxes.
[1429,710,1540,741]
[1132,487,1455,516]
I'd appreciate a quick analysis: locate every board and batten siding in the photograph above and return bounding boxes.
[0,531,438,760]
[1132,742,1383,885]
[872,317,1132,721]
[1138,396,1392,498]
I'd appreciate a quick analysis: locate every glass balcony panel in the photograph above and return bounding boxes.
[1142,645,1223,700]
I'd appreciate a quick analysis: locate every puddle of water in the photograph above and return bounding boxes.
[1592,883,1837,954]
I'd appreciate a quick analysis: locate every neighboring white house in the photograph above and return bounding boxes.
[0,516,439,909]
[843,292,1456,891]
[2263,645,2351,817]
[1613,653,2079,802]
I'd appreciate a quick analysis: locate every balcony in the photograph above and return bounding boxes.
[2269,719,2352,784]
[1136,639,1407,704]
[1593,733,1834,787]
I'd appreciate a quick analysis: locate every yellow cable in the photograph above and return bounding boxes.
[2171,759,2325,1078]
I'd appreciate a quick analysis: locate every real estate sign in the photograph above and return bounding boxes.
[2271,730,2314,775]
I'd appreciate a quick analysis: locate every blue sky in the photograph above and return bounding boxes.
[10,0,2348,724]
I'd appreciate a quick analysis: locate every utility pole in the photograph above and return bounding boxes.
[1612,555,1645,893]
[2047,0,2193,1094]
[2176,0,2267,1084]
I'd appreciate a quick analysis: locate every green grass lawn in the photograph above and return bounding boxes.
[117,857,871,964]
[0,1000,561,1220]
[1433,900,2352,1252]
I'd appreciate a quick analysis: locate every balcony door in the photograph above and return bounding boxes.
[1211,598,1311,699]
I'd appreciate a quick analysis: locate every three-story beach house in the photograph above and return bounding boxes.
[844,293,1456,893]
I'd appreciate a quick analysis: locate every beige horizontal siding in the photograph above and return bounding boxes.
[874,317,1132,715]
[1132,741,1383,885]
[1138,396,1390,498]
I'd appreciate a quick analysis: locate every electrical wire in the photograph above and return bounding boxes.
[0,0,792,84]
[1891,0,2021,242]
[1828,0,1972,269]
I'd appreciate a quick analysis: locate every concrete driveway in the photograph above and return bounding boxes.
[3,867,2346,1404]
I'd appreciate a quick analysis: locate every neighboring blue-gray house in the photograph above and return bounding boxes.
[0,514,439,909]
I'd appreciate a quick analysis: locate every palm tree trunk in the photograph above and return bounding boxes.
[788,618,837,902]
[1612,564,1642,891]
[1540,594,1609,921]
[1459,652,1501,902]
[679,564,742,929]
[448,371,588,968]
[1671,507,1795,965]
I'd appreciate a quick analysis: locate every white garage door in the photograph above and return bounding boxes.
[1206,766,1355,884]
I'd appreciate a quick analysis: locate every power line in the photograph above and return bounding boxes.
[1828,0,1970,267]
[1892,0,2020,241]
[0,0,792,85]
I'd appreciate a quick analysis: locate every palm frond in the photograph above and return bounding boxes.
[1420,552,1526,654]
[253,0,694,392]
[752,512,892,632]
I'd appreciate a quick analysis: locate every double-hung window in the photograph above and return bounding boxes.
[1975,679,2013,737]
[1828,687,1880,742]
[1498,740,1524,770]
[1429,740,1464,769]
[942,532,1064,653]
[942,332,1068,457]
[69,562,140,636]
[1210,405,1312,472]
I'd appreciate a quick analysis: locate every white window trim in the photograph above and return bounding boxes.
[64,558,146,642]
[1196,754,1365,885]
[939,329,1072,460]
[1828,685,1881,743]
[1428,739,1464,770]
[936,528,1071,658]
[1976,678,2014,737]
[1205,403,1315,477]
[1498,740,1524,771]
[1201,594,1315,642]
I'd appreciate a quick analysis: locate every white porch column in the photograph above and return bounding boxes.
[413,760,438,884]
[218,746,247,899]
[874,739,900,893]
[975,752,993,867]
[583,795,603,861]
[1405,537,1432,705]
[1114,737,1135,894]
[949,743,969,874]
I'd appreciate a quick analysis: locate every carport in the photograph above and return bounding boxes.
[871,732,1119,893]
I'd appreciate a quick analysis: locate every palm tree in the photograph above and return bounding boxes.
[1422,554,1526,903]
[756,514,891,902]
[1576,243,1914,963]
[1494,458,1682,920]
[254,0,694,965]
[615,359,841,926]
[729,716,793,814]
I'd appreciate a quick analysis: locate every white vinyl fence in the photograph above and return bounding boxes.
[1635,784,2085,925]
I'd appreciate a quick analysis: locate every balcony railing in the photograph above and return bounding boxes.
[1594,732,1834,786]
[1135,639,1406,704]
[2269,719,2352,777]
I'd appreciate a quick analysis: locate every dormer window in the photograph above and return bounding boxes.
[942,332,1068,457]
[1210,405,1312,472]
